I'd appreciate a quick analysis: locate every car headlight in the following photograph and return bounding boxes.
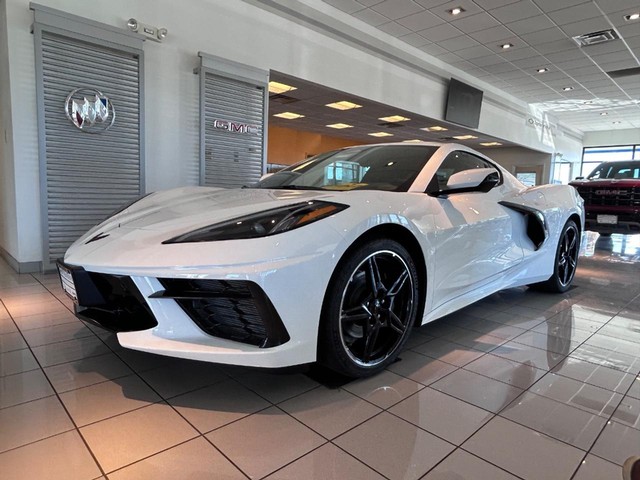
[163,201,348,243]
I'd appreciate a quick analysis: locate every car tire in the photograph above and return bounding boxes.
[530,219,580,293]
[318,238,419,378]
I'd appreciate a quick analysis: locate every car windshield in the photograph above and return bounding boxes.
[254,145,439,192]
[588,162,640,180]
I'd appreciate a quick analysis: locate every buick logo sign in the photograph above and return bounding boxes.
[65,88,115,133]
[212,119,259,135]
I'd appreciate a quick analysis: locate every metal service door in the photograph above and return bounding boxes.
[34,11,144,270]
[199,53,268,188]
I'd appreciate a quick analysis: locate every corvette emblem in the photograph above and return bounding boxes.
[65,88,115,133]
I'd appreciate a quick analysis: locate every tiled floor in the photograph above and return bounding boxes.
[0,232,639,480]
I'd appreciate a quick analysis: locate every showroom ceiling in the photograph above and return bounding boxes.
[269,71,518,147]
[320,0,640,132]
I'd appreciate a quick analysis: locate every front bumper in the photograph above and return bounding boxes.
[584,211,640,234]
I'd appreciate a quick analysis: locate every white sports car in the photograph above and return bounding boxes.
[59,142,584,377]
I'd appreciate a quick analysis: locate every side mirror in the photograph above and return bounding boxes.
[438,168,500,196]
[575,176,584,180]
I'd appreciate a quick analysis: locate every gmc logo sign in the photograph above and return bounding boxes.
[595,190,626,195]
[212,119,259,135]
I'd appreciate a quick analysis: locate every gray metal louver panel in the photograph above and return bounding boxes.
[39,31,142,265]
[202,72,265,188]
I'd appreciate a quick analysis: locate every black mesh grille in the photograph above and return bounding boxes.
[577,186,640,207]
[158,279,289,348]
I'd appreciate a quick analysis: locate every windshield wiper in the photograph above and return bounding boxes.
[266,185,326,191]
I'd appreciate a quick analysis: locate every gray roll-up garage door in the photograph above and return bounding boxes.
[199,53,268,188]
[35,26,144,269]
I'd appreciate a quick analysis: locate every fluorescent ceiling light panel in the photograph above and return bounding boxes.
[480,142,502,146]
[273,112,304,119]
[325,101,362,110]
[368,132,394,137]
[421,126,448,132]
[326,123,353,129]
[453,135,478,140]
[268,81,297,94]
[379,115,410,122]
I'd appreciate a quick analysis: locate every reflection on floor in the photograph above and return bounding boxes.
[0,233,639,479]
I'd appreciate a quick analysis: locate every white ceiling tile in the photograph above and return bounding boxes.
[563,65,602,77]
[593,0,640,14]
[469,54,507,66]
[438,34,481,50]
[590,51,637,64]
[520,27,567,45]
[372,0,425,20]
[473,0,520,9]
[602,60,640,72]
[547,3,603,25]
[617,23,640,38]
[399,32,431,46]
[413,0,451,7]
[377,21,413,36]
[484,61,520,73]
[536,70,574,81]
[451,12,501,33]
[529,0,591,13]
[429,0,484,20]
[396,10,444,30]
[324,0,367,13]
[357,0,385,6]
[418,43,448,55]
[469,25,514,43]
[582,41,629,57]
[417,22,464,41]
[436,51,465,62]
[505,15,555,35]
[543,49,586,63]
[552,57,594,70]
[534,38,578,54]
[511,55,549,69]
[500,46,540,60]
[489,1,543,23]
[455,44,496,59]
[496,70,531,80]
[559,17,613,37]
[352,8,389,25]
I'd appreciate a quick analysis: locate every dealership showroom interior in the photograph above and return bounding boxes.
[2,0,640,479]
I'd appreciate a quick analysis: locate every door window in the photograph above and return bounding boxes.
[430,151,500,192]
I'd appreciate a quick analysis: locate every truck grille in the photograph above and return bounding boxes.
[577,186,640,207]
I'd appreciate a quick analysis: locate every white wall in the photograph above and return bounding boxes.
[2,0,585,264]
[582,129,640,147]
[481,147,553,184]
[0,0,19,260]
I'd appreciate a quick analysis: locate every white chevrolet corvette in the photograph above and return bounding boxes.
[59,142,584,377]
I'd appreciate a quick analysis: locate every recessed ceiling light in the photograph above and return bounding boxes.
[403,139,423,143]
[584,100,594,104]
[378,115,410,122]
[624,13,639,21]
[500,43,514,49]
[562,86,574,91]
[449,7,465,15]
[537,67,548,73]
[600,112,609,116]
[613,121,621,124]
[421,126,448,132]
[273,112,304,119]
[480,142,502,146]
[453,135,478,140]
[268,81,297,94]
[325,101,362,110]
[368,132,394,137]
[326,123,353,129]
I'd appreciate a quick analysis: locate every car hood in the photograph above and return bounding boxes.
[570,179,640,188]
[74,186,337,245]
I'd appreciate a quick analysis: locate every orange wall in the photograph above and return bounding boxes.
[267,126,365,166]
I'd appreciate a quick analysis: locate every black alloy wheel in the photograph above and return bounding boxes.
[319,239,419,378]
[531,219,580,293]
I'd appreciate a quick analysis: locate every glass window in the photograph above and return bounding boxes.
[255,145,438,192]
[587,161,640,179]
[580,145,639,177]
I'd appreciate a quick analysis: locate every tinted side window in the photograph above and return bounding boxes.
[432,151,498,190]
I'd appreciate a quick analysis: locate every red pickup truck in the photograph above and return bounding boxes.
[570,161,640,235]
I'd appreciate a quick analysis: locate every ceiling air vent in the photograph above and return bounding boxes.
[572,29,619,47]
[269,94,299,104]
[377,122,405,128]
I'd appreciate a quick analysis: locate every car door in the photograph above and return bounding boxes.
[429,150,524,308]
